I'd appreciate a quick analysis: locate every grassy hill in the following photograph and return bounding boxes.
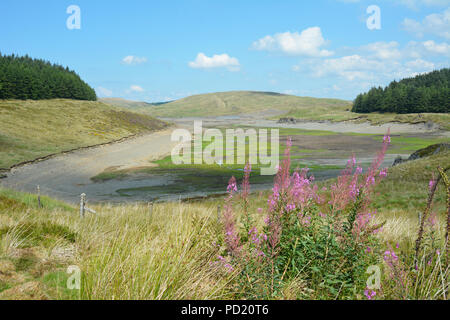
[0,99,168,169]
[149,91,352,118]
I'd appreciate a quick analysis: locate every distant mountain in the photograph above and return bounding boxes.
[99,98,171,110]
[0,53,96,101]
[352,68,450,114]
[148,91,352,118]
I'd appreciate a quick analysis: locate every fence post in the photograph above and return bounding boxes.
[37,185,41,208]
[149,201,154,217]
[80,193,86,218]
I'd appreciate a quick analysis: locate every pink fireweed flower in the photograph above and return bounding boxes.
[257,250,265,257]
[257,207,263,213]
[227,176,238,193]
[222,176,241,255]
[285,203,296,212]
[356,167,363,175]
[429,179,436,191]
[364,288,377,300]
[383,135,391,144]
[379,168,387,178]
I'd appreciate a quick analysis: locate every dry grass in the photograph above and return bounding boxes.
[0,192,235,300]
[0,99,167,169]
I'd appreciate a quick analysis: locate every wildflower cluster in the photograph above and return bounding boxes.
[213,133,393,299]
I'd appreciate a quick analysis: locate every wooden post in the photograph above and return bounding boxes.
[80,193,86,218]
[217,205,221,222]
[149,201,154,216]
[37,185,41,208]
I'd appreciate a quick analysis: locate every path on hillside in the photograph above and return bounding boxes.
[0,128,180,203]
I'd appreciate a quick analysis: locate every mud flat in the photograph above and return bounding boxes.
[166,116,447,135]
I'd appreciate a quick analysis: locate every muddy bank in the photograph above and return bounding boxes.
[0,128,179,204]
[167,116,447,135]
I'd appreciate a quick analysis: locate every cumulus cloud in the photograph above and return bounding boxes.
[313,55,384,80]
[252,27,334,57]
[188,53,240,71]
[422,40,450,54]
[361,41,403,60]
[405,40,450,57]
[129,85,144,92]
[402,8,450,39]
[96,86,113,97]
[405,58,436,69]
[122,55,148,65]
[310,54,436,81]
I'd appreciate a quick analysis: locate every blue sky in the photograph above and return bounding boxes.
[1,0,449,102]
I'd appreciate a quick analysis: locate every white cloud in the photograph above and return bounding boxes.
[96,86,113,97]
[313,55,384,80]
[188,53,240,71]
[129,85,144,92]
[405,40,450,57]
[122,55,148,65]
[405,58,436,69]
[422,40,450,54]
[252,27,334,57]
[310,54,436,82]
[361,41,403,60]
[402,8,450,39]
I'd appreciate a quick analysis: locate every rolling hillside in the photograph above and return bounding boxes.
[98,98,170,110]
[149,91,352,118]
[0,99,168,169]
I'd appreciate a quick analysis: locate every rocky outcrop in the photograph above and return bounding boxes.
[278,117,297,124]
[393,143,450,166]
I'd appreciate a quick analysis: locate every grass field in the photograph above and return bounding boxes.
[0,146,448,299]
[0,99,168,169]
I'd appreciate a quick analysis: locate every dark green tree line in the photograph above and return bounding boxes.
[352,68,449,114]
[0,53,96,101]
